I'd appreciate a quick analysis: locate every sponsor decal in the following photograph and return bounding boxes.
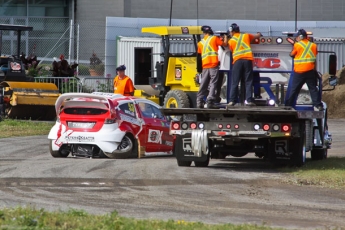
[10,62,21,71]
[119,113,141,126]
[164,140,173,147]
[148,129,163,144]
[181,27,189,34]
[65,136,95,142]
[253,53,280,69]
[175,67,182,80]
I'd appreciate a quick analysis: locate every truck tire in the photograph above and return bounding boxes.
[177,160,192,167]
[164,90,190,108]
[194,155,210,167]
[290,135,306,167]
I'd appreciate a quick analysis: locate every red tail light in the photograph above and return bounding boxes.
[190,122,197,129]
[263,124,270,131]
[172,122,180,130]
[282,124,291,132]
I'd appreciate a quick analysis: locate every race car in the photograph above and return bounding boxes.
[48,92,174,158]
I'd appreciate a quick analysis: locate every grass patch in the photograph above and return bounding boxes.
[0,119,53,138]
[0,206,281,230]
[279,157,345,189]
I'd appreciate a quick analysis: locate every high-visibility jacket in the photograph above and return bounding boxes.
[113,75,134,96]
[291,39,317,73]
[197,35,223,69]
[228,33,254,64]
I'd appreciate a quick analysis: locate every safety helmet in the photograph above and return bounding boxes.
[116,65,126,71]
[229,23,240,33]
[201,25,213,35]
[297,29,307,39]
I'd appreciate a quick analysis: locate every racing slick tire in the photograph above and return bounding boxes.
[105,135,135,159]
[49,140,69,158]
[164,90,190,108]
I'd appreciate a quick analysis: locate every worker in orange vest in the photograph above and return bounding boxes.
[196,25,227,109]
[285,29,323,111]
[113,65,135,96]
[225,23,262,107]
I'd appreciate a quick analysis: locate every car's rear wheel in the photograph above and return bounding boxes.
[105,135,135,159]
[49,140,69,158]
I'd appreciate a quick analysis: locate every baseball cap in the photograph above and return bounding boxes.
[116,65,126,71]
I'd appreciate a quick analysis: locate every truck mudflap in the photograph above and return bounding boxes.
[174,135,209,165]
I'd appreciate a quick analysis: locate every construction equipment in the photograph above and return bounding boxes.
[0,24,60,120]
[142,26,204,108]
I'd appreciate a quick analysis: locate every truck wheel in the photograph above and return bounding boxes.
[164,90,190,108]
[194,155,210,167]
[177,160,192,167]
[311,148,327,160]
[290,136,306,167]
[49,140,69,158]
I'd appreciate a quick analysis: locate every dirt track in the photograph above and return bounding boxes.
[0,119,344,229]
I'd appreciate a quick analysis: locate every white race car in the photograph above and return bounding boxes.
[48,92,174,158]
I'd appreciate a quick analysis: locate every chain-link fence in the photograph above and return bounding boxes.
[0,17,106,79]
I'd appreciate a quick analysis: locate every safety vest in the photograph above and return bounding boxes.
[199,35,219,68]
[113,75,134,96]
[230,33,253,63]
[293,40,317,73]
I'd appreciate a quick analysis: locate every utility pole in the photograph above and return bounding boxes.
[295,0,298,31]
[169,0,173,26]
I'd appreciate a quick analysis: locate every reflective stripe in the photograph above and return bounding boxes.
[294,41,316,63]
[232,34,251,58]
[200,36,218,60]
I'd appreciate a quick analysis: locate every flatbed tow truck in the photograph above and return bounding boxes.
[160,30,338,167]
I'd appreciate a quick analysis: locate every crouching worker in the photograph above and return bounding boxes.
[113,65,135,96]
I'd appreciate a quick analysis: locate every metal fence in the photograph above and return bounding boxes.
[34,77,113,94]
[0,17,106,78]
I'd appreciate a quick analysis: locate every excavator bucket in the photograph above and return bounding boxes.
[0,81,60,120]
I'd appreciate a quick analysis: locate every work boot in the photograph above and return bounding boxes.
[226,101,236,109]
[246,101,256,106]
[206,101,219,109]
[196,102,205,109]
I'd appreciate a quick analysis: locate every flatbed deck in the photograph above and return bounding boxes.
[160,106,324,118]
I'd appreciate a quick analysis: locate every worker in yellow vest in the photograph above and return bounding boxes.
[285,29,323,111]
[113,65,135,96]
[225,23,261,107]
[196,25,227,109]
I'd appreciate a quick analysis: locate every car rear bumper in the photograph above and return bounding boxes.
[48,123,127,153]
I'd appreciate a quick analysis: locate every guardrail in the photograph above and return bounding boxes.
[34,76,114,93]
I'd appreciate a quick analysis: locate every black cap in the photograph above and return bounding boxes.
[297,29,307,38]
[201,25,213,34]
[229,23,240,32]
[116,65,126,71]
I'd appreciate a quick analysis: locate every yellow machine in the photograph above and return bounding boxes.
[141,26,204,108]
[0,24,60,120]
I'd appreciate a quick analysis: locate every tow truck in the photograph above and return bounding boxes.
[160,31,338,167]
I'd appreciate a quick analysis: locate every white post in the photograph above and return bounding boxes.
[76,24,80,77]
[68,19,73,63]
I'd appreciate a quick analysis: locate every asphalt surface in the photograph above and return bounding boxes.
[0,119,344,229]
